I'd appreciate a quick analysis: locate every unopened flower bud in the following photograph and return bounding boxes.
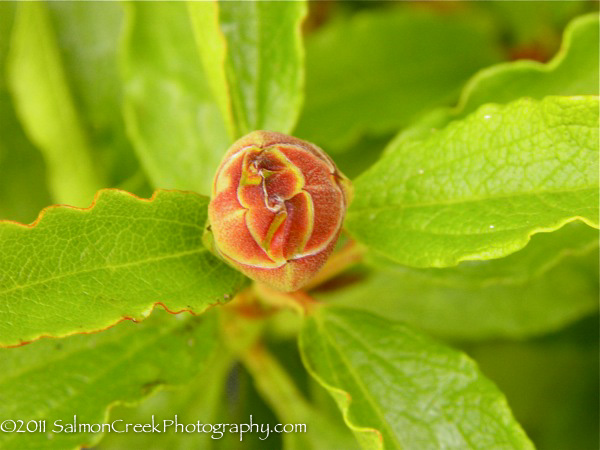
[208,131,352,292]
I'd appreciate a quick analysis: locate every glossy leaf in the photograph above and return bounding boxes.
[346,96,599,268]
[121,2,229,195]
[0,310,219,450]
[0,189,246,347]
[295,7,502,151]
[190,1,307,137]
[319,222,599,340]
[6,2,101,207]
[300,307,533,449]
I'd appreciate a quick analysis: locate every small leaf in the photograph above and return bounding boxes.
[319,222,599,340]
[346,96,599,267]
[121,2,230,195]
[0,310,219,450]
[456,13,599,117]
[190,0,307,137]
[299,307,533,449]
[468,321,600,450]
[384,13,599,161]
[242,345,359,450]
[0,189,246,347]
[6,2,101,207]
[295,7,502,151]
[45,2,143,188]
[99,346,234,449]
[0,4,52,223]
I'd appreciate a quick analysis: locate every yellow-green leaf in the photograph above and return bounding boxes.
[346,96,599,267]
[300,307,533,449]
[0,189,246,347]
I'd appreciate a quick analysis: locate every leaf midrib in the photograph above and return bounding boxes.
[0,247,206,297]
[348,185,598,215]
[316,313,403,450]
[0,319,189,446]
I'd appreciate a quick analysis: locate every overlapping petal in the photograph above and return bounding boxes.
[208,131,351,291]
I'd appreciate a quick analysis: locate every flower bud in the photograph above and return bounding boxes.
[208,131,352,292]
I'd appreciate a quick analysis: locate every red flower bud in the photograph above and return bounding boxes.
[208,131,352,292]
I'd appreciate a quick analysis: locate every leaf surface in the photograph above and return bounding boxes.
[0,189,245,347]
[121,2,229,195]
[6,2,101,207]
[299,307,533,449]
[319,222,599,340]
[346,96,599,267]
[0,310,219,450]
[190,1,307,137]
[295,7,502,151]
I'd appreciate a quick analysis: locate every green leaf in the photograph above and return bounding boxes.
[45,2,143,189]
[0,189,246,347]
[0,3,52,223]
[121,2,230,195]
[456,13,599,118]
[318,222,599,340]
[295,7,502,151]
[346,96,599,268]
[0,309,219,450]
[299,307,533,449]
[6,2,101,207]
[190,1,307,137]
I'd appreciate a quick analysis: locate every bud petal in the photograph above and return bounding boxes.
[208,131,352,292]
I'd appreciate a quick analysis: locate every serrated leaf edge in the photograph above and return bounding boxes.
[455,13,599,114]
[0,188,202,228]
[0,188,233,348]
[299,310,386,450]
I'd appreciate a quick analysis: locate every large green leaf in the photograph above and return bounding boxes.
[455,13,599,118]
[189,1,307,137]
[0,3,52,223]
[5,2,101,207]
[0,189,245,347]
[121,2,230,195]
[0,310,219,450]
[318,222,599,340]
[300,307,533,449]
[295,7,502,151]
[346,96,599,268]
